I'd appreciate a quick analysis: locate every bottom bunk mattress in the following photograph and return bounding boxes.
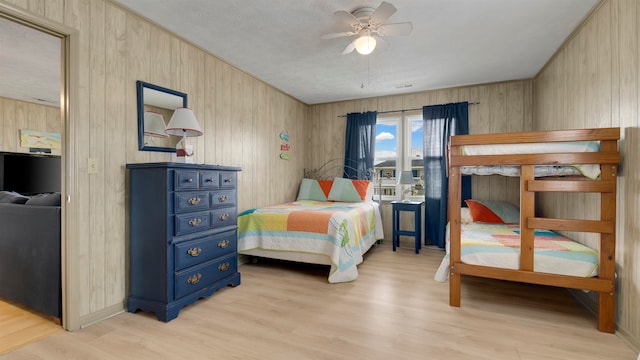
[434,222,599,282]
[238,200,384,283]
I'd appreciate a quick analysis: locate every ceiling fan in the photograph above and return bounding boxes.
[322,1,413,55]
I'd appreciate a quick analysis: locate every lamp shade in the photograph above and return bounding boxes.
[397,170,414,185]
[355,35,376,55]
[165,107,203,137]
[143,111,169,138]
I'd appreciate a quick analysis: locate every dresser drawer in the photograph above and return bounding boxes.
[174,254,238,299]
[199,170,219,189]
[210,190,236,208]
[219,172,237,189]
[211,208,237,228]
[175,211,211,236]
[174,230,237,271]
[174,170,199,191]
[174,191,211,213]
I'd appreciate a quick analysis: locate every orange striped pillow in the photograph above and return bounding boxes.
[465,199,520,224]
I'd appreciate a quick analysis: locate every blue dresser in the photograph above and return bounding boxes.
[126,162,241,321]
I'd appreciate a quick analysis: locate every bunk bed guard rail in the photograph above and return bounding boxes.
[446,127,620,333]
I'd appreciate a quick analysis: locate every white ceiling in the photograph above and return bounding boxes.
[0,16,60,107]
[1,1,598,107]
[112,0,598,105]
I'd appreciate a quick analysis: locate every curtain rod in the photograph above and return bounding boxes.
[338,102,480,118]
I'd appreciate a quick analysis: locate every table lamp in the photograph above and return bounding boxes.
[397,170,415,202]
[165,107,203,163]
[143,111,168,145]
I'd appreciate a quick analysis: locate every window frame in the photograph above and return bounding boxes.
[373,115,400,201]
[404,112,424,202]
[373,111,423,202]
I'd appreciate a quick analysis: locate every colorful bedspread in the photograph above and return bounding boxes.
[238,200,384,283]
[434,222,599,282]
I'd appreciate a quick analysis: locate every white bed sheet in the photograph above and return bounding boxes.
[460,141,601,178]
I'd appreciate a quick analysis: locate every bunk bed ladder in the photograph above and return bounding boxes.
[519,140,618,333]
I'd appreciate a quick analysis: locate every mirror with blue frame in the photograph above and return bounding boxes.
[137,80,187,152]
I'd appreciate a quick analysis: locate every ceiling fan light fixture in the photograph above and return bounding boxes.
[354,35,376,55]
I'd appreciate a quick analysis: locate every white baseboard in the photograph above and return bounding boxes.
[568,289,639,354]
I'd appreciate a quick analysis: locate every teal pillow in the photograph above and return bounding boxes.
[327,177,370,202]
[296,178,328,201]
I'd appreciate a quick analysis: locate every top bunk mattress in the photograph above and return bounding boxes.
[460,141,600,178]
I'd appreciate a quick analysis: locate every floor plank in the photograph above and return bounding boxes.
[2,243,636,359]
[0,299,62,356]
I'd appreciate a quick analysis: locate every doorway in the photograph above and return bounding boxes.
[0,5,72,334]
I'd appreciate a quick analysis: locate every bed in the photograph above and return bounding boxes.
[435,216,601,281]
[238,177,384,283]
[443,127,620,333]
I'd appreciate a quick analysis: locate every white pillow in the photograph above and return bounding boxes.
[460,207,473,223]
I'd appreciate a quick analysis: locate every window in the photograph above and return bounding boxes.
[373,112,423,201]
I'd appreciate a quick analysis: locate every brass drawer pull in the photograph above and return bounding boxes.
[223,178,231,184]
[188,197,201,205]
[187,273,202,284]
[188,218,202,226]
[186,178,193,183]
[187,247,202,257]
[218,262,230,272]
[217,239,230,248]
[205,178,214,183]
[218,195,228,202]
[218,213,229,221]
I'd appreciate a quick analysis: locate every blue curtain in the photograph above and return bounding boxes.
[344,111,377,179]
[423,102,471,248]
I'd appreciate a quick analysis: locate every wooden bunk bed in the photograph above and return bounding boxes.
[446,127,620,333]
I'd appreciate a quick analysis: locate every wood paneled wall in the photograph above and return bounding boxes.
[0,97,60,154]
[306,80,533,239]
[6,0,636,349]
[1,0,306,329]
[534,0,640,348]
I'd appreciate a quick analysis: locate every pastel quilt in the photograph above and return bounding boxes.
[238,200,384,283]
[434,222,599,282]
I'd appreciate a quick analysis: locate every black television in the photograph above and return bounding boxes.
[0,152,61,195]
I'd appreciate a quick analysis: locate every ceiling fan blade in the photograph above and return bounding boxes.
[370,1,397,24]
[372,35,389,52]
[377,22,413,36]
[341,39,356,55]
[373,35,389,52]
[333,9,360,25]
[321,31,356,39]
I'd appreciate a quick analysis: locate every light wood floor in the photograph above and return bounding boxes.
[0,298,61,356]
[2,242,637,359]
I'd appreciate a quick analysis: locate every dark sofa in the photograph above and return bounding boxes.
[0,191,61,319]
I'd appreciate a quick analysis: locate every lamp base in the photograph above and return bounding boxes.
[171,153,194,163]
[400,187,413,202]
[173,144,194,163]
